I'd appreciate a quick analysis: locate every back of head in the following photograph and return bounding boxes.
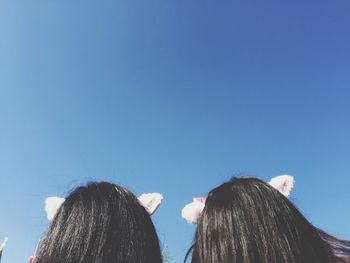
[35,182,162,263]
[190,177,335,263]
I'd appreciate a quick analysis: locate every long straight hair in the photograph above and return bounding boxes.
[186,177,350,263]
[35,182,162,263]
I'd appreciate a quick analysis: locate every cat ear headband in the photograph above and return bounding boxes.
[181,175,295,224]
[45,192,163,220]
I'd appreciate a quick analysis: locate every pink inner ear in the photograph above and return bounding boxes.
[278,181,286,191]
[277,181,289,195]
[193,197,206,203]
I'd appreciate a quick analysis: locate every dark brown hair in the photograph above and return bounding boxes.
[35,182,162,263]
[186,177,350,263]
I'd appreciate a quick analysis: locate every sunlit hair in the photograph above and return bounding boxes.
[35,182,162,263]
[185,177,350,263]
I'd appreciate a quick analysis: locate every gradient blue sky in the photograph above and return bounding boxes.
[1,0,350,262]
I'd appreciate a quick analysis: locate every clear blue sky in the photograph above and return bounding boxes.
[1,0,350,262]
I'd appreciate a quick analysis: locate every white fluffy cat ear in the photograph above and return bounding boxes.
[268,175,295,198]
[137,193,163,215]
[181,197,206,224]
[45,196,65,220]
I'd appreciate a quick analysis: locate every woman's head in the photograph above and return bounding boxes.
[35,182,162,263]
[187,177,338,263]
